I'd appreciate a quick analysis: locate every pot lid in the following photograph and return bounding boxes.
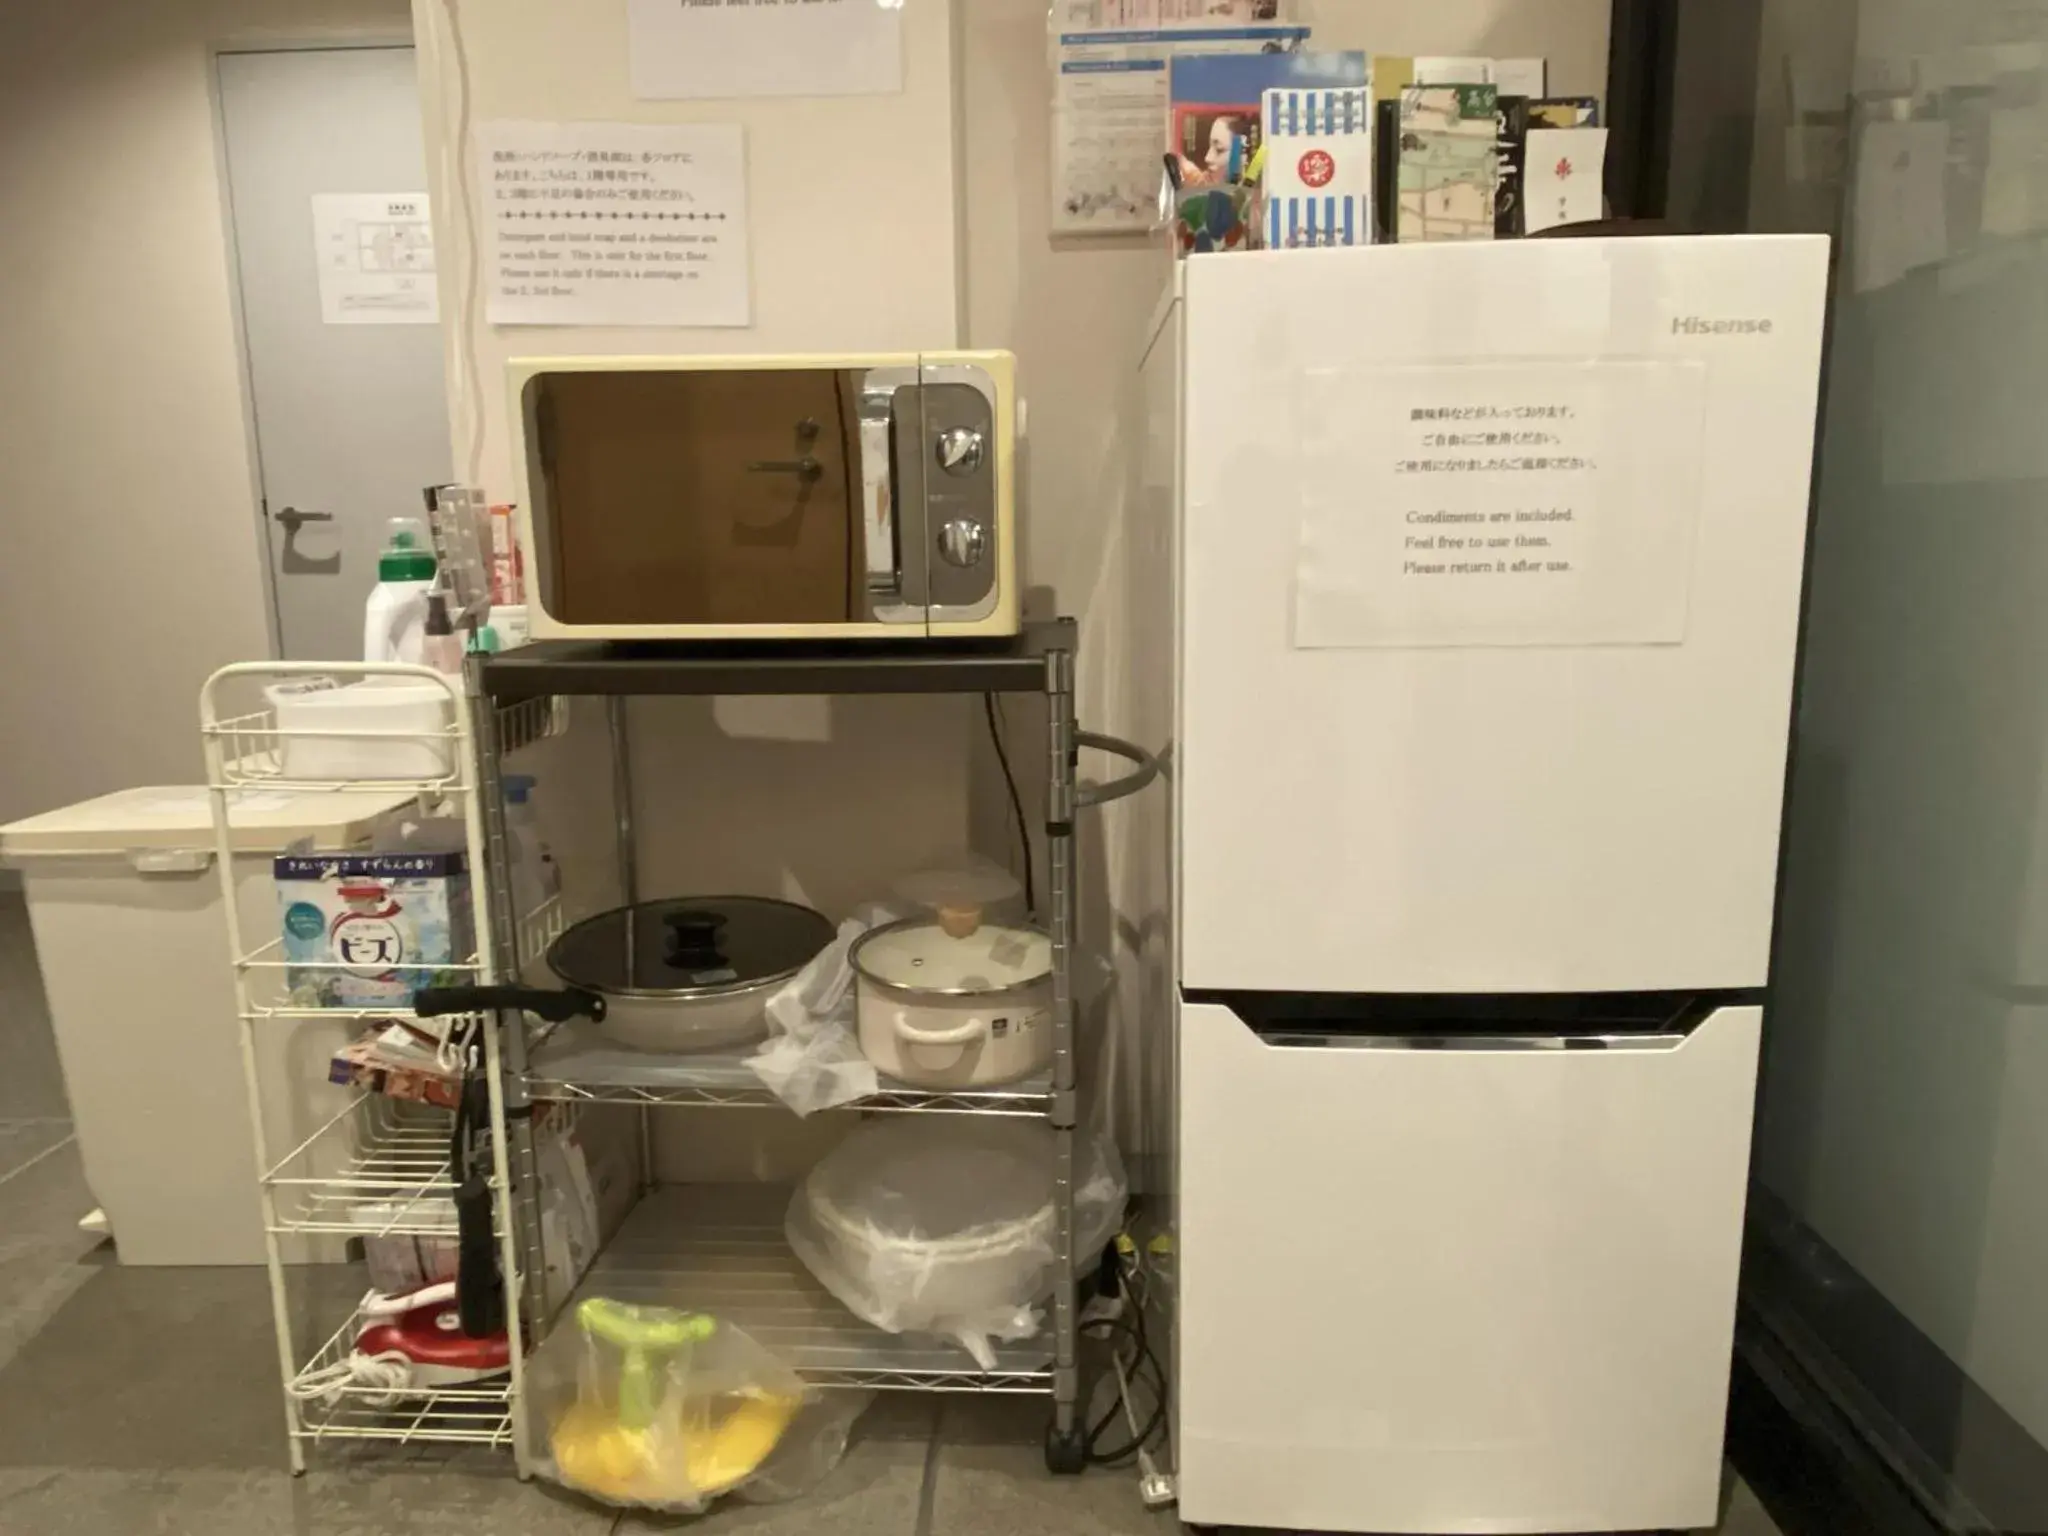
[549,895,833,1000]
[852,917,1051,998]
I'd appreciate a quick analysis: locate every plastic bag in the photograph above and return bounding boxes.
[785,1118,1127,1369]
[748,901,904,1115]
[530,1297,859,1513]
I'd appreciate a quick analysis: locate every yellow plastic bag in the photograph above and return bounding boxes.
[535,1298,846,1512]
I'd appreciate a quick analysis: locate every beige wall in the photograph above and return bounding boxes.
[408,0,966,493]
[0,1,412,825]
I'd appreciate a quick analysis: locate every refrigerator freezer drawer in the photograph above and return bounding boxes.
[1176,997,1761,1534]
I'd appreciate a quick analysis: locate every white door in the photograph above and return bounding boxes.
[217,46,451,662]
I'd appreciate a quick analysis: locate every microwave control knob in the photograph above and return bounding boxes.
[937,518,988,569]
[935,426,985,476]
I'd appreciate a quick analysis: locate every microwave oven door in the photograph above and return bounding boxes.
[518,358,1001,636]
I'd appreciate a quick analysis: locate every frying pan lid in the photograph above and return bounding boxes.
[549,895,833,1000]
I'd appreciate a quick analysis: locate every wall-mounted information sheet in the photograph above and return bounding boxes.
[310,193,437,325]
[477,120,749,328]
[1293,360,1708,648]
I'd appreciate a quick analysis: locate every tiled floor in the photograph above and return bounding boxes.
[0,891,1782,1534]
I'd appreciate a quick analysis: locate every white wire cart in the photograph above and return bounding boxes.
[474,620,1159,1476]
[200,662,567,1468]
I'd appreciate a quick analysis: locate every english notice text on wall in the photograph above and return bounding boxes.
[477,120,749,328]
[1292,360,1708,648]
[310,193,437,325]
[628,0,902,99]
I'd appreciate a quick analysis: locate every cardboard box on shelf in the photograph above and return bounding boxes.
[276,851,474,1009]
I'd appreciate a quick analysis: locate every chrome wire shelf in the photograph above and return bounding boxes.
[527,1021,1053,1116]
[568,1186,1055,1394]
[290,1304,514,1448]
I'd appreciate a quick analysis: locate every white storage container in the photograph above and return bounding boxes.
[0,784,416,1265]
[264,678,456,782]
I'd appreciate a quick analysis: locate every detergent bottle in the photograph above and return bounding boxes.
[363,516,438,663]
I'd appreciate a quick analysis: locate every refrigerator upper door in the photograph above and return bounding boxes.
[1176,237,1829,993]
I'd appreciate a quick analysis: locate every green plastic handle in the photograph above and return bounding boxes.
[575,1298,715,1432]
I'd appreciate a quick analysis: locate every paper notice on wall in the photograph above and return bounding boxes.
[1051,20,1307,235]
[1293,360,1708,649]
[627,0,901,99]
[1852,119,1949,292]
[477,120,749,328]
[310,193,437,325]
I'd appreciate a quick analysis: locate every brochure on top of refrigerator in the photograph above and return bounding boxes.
[1049,6,1309,235]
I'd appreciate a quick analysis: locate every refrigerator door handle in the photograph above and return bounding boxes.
[1259,1030,1693,1053]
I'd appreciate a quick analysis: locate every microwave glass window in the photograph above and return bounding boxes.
[527,369,866,625]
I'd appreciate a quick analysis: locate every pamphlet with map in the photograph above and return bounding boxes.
[1395,83,1499,242]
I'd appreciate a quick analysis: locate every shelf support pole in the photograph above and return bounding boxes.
[1045,641,1081,1437]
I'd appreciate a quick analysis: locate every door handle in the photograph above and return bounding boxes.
[746,457,823,483]
[272,504,340,575]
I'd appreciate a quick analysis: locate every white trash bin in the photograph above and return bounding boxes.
[0,784,417,1266]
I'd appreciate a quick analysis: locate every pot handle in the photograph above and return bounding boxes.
[415,984,607,1025]
[891,1013,988,1048]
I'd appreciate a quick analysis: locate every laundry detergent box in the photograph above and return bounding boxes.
[275,851,473,1009]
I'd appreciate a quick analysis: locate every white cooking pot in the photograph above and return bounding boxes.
[850,915,1052,1088]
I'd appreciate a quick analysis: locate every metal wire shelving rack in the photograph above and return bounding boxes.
[471,621,1159,1474]
[200,662,566,1470]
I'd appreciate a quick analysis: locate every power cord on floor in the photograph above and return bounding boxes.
[1080,1237,1173,1500]
[1081,1309,1167,1465]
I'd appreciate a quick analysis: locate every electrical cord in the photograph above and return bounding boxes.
[983,692,1037,916]
[287,1348,418,1409]
[1080,1246,1170,1467]
[1082,1309,1168,1465]
[438,0,486,484]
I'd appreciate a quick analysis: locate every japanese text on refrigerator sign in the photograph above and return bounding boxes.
[1395,392,1591,579]
[1292,360,1707,648]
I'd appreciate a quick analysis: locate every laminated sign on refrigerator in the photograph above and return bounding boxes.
[1293,360,1708,648]
[477,120,750,328]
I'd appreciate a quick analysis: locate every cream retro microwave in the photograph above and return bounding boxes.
[508,352,1018,641]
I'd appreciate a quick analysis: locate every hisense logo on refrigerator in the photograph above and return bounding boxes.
[1671,315,1775,335]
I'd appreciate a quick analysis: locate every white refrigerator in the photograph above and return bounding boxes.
[1152,236,1830,1533]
